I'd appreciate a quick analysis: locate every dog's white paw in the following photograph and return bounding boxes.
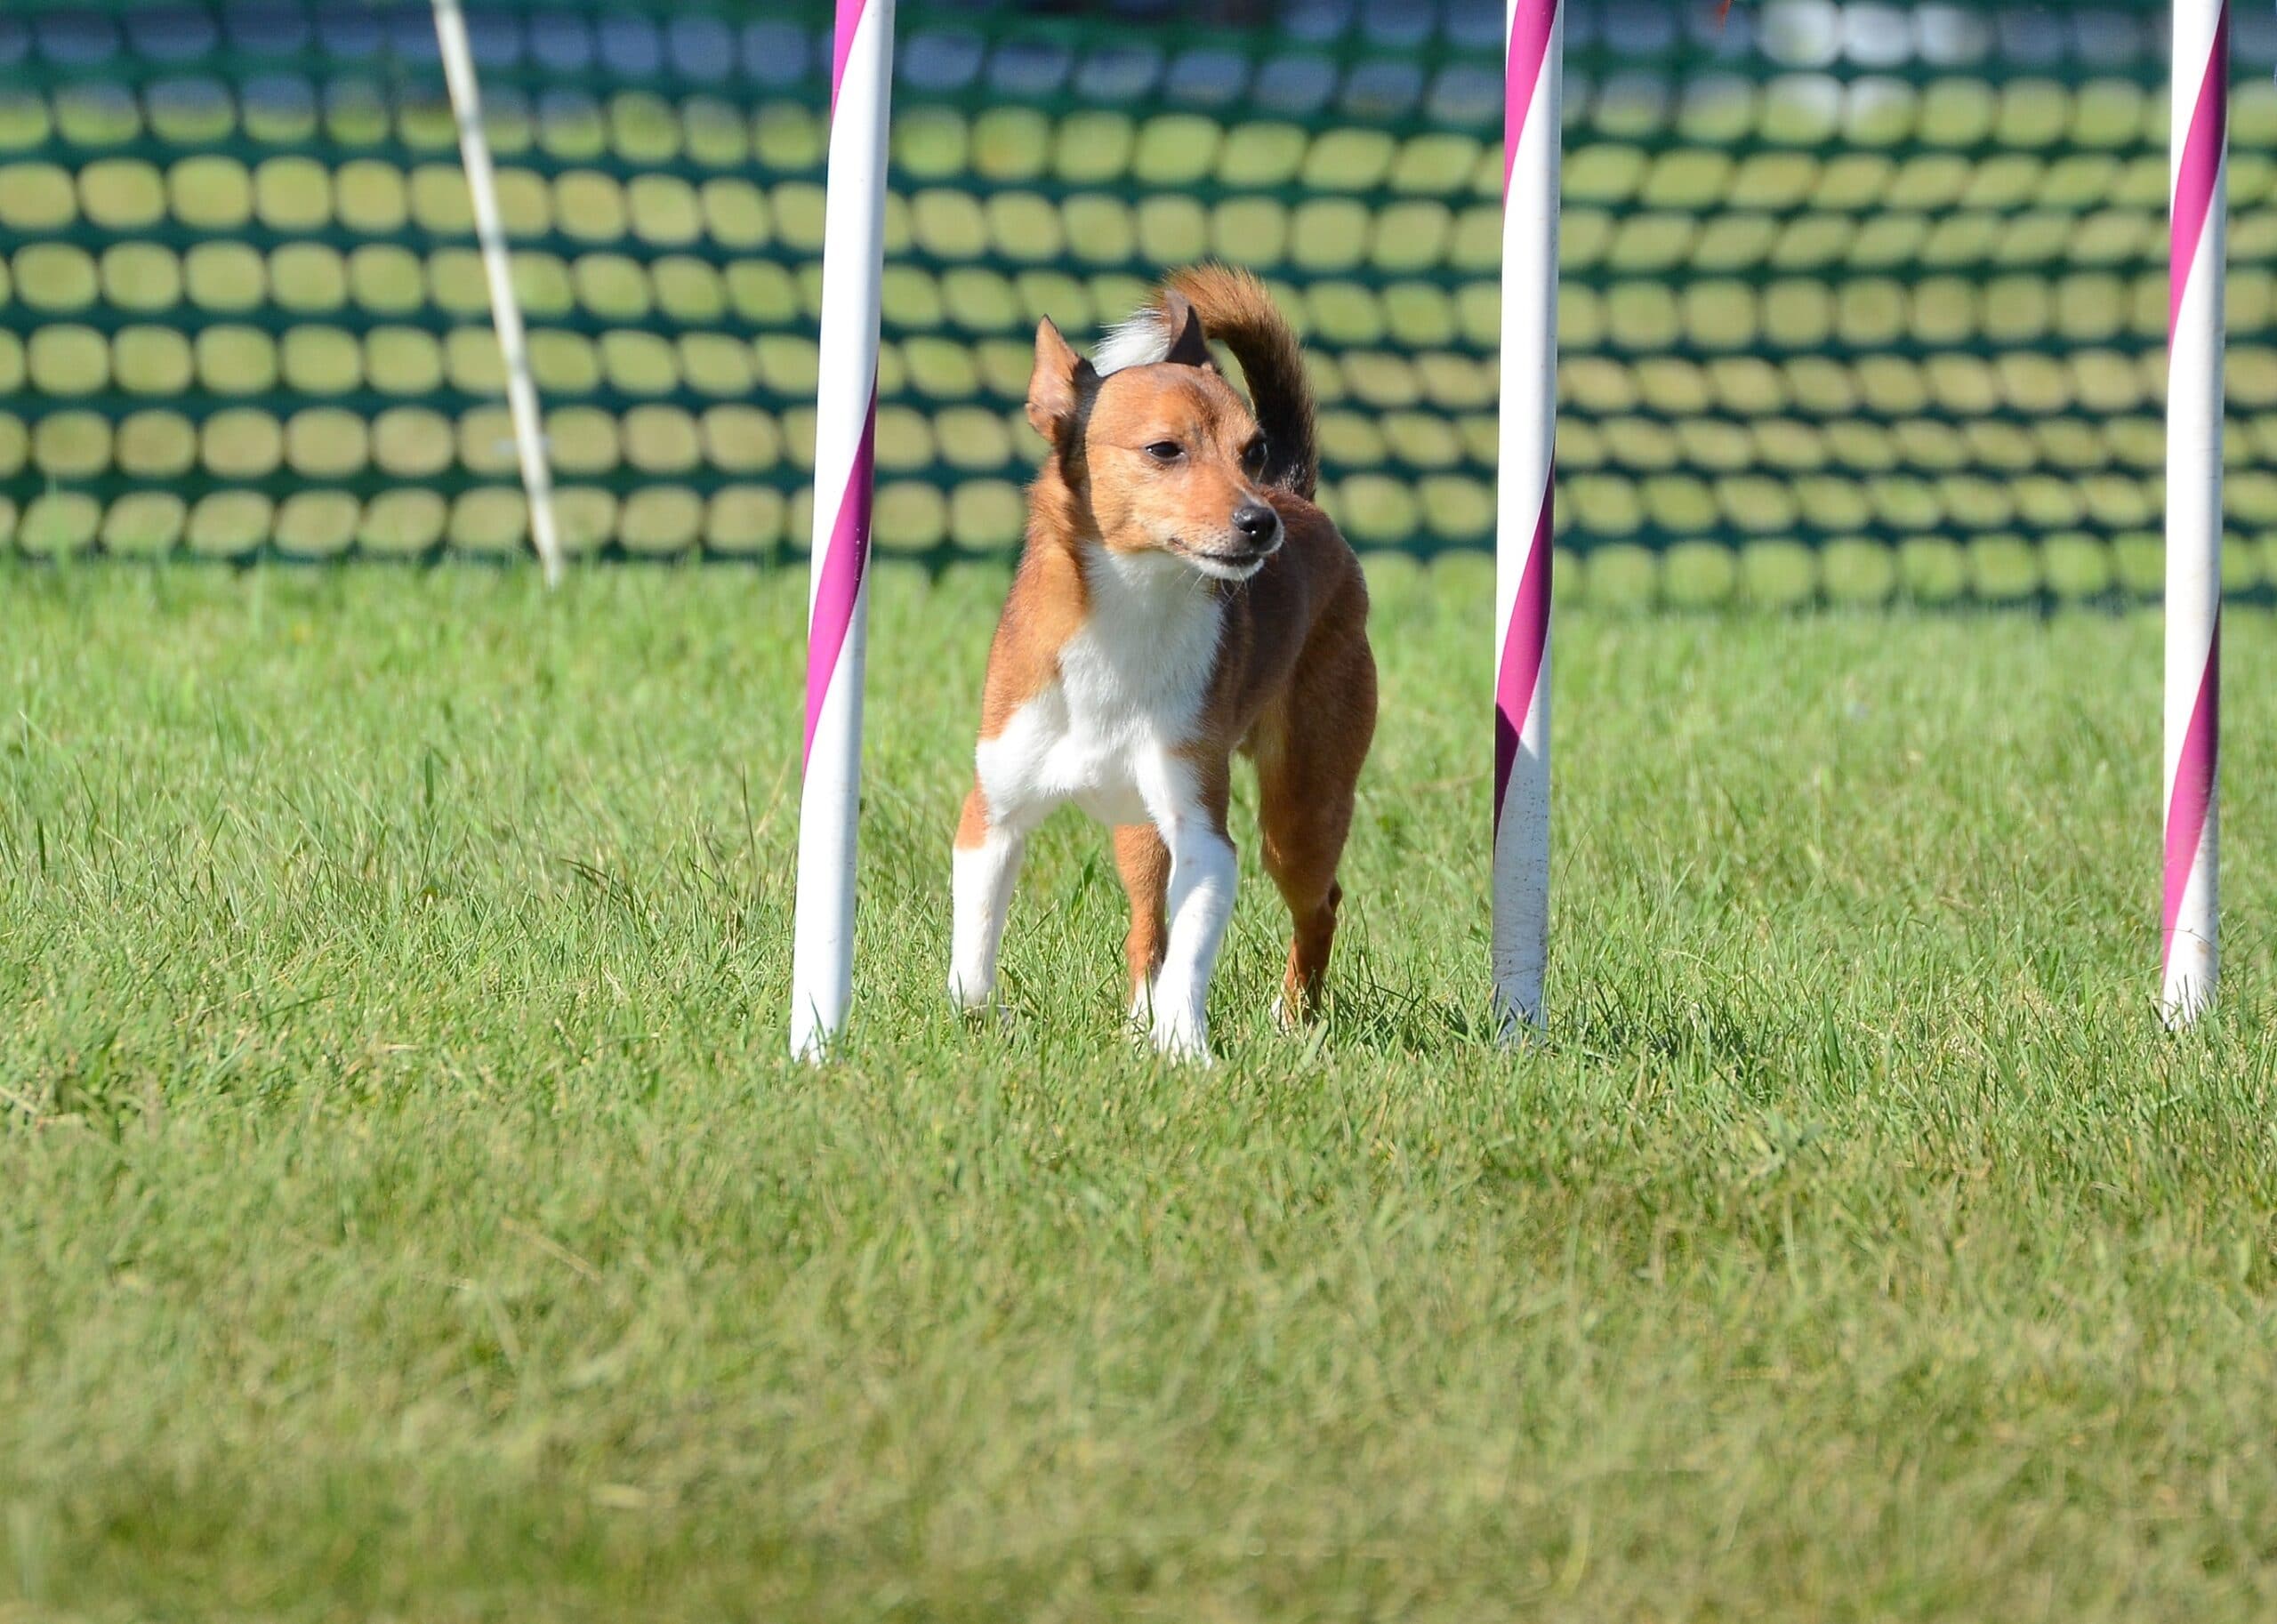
[1150,1004,1214,1065]
[948,977,1017,1035]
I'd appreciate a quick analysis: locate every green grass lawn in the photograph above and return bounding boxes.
[4,560,2276,1621]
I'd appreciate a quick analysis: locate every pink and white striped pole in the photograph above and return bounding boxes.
[2162,0,2226,1026]
[792,0,895,1060]
[1493,0,1561,1037]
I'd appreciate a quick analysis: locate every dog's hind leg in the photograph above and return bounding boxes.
[1113,824,1170,1026]
[1255,620,1376,1027]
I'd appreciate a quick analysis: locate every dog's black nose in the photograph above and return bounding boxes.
[1232,502,1279,543]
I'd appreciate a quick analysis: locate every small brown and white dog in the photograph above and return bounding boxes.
[949,264,1377,1061]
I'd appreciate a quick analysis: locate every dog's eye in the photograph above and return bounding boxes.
[1144,441,1184,463]
[1243,438,1267,472]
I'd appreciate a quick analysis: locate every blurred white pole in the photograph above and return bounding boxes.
[792,0,895,1060]
[433,0,563,586]
[2161,0,2227,1025]
[1493,0,1561,1039]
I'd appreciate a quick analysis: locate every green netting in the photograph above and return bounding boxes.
[0,0,2273,603]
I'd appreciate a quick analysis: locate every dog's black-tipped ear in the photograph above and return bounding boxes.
[1026,318,1098,443]
[1160,291,1213,369]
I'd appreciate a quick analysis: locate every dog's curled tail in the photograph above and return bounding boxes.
[1094,263,1320,501]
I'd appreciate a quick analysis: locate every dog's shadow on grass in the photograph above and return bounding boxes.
[937,966,1459,1073]
[1272,974,1493,1063]
[1217,951,1806,1080]
[930,912,1827,1082]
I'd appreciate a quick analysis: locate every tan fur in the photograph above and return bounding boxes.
[1159,263,1319,499]
[1113,823,1171,1000]
[954,264,1377,1046]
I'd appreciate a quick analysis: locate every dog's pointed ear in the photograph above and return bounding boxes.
[1026,318,1098,444]
[1160,291,1213,369]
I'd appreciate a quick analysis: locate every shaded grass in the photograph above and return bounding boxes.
[2,559,2276,1621]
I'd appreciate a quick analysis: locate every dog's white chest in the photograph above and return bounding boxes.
[977,553,1223,830]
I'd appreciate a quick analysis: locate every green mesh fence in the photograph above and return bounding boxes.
[0,1,2273,602]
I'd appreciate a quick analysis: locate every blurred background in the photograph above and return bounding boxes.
[0,0,2272,604]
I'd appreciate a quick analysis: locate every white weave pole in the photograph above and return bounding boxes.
[791,0,895,1061]
[1492,0,1562,1038]
[432,0,564,586]
[2161,0,2227,1025]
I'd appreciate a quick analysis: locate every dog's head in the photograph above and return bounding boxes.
[1026,293,1283,582]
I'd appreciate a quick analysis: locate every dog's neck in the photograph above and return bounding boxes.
[1079,538,1219,620]
[1026,458,1092,551]
[1027,461,1225,595]
[1018,463,1225,710]
[1062,541,1225,729]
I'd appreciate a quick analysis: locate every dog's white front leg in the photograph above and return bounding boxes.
[950,824,1026,1012]
[1149,821,1237,1062]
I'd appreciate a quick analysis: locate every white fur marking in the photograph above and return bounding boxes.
[949,833,1024,1010]
[1179,549,1268,583]
[1150,816,1237,1063]
[1090,308,1171,376]
[964,545,1230,1060]
[974,549,1223,833]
